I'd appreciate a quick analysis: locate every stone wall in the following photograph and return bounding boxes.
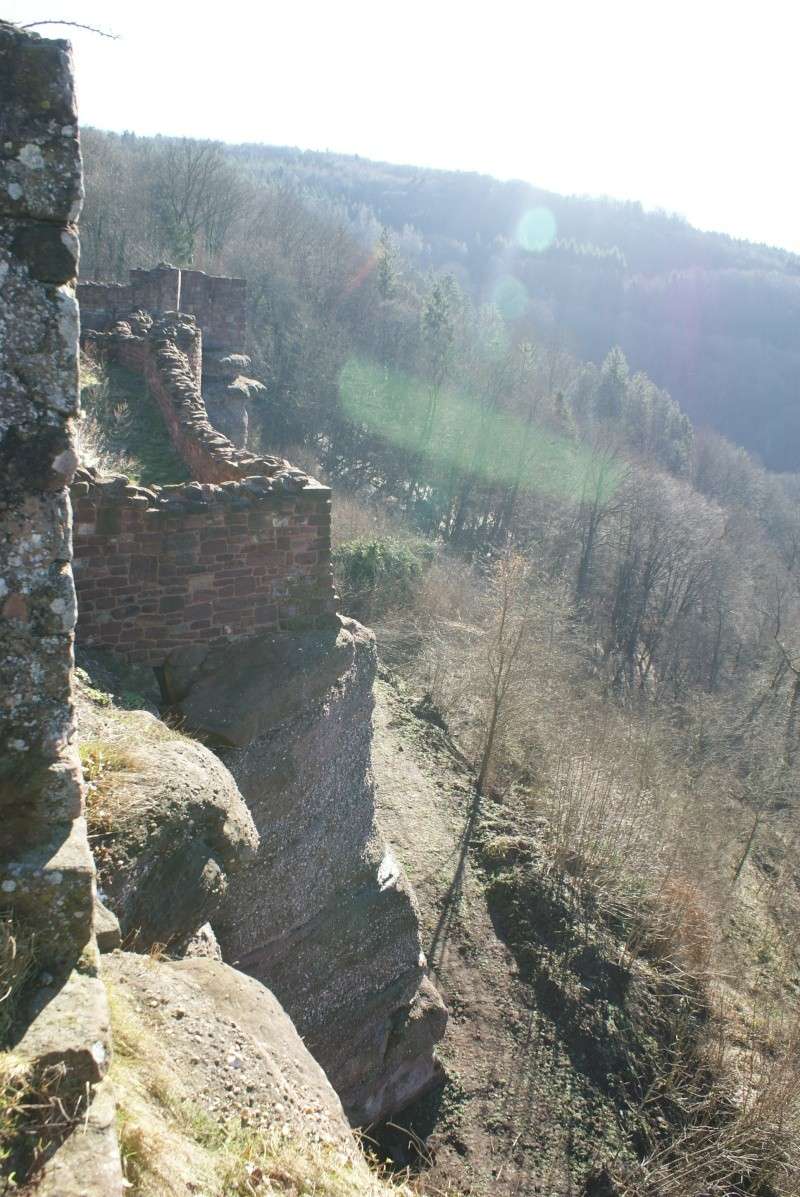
[0,21,123,1194]
[76,279,132,330]
[71,471,337,664]
[78,264,247,349]
[180,268,246,350]
[1,17,88,965]
[130,262,181,313]
[84,311,282,482]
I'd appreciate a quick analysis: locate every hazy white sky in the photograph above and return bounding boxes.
[6,0,799,252]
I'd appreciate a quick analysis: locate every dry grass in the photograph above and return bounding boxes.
[0,917,36,1047]
[332,492,421,551]
[0,919,91,1190]
[325,492,800,1194]
[613,1015,800,1197]
[79,739,141,829]
[108,983,449,1197]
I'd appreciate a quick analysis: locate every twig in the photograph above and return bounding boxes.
[21,20,119,39]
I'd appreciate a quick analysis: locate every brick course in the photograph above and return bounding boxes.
[75,265,338,666]
[71,475,337,664]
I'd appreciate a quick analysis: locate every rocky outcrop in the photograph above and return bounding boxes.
[203,350,265,448]
[106,952,358,1145]
[163,617,447,1125]
[78,694,259,952]
[104,951,413,1197]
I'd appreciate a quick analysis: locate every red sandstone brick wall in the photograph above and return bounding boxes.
[71,479,336,665]
[74,269,335,667]
[129,265,181,314]
[77,281,133,330]
[77,267,246,349]
[180,270,246,350]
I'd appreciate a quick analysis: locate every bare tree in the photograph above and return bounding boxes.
[476,552,535,794]
[152,139,246,266]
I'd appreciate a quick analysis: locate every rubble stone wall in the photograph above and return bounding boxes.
[85,312,282,482]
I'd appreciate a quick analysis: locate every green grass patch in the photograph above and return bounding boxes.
[79,360,189,486]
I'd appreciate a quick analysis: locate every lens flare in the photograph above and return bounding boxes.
[517,207,557,253]
[492,275,528,320]
[337,357,621,503]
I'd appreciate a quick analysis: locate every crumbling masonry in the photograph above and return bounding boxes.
[0,21,123,1194]
[71,267,338,664]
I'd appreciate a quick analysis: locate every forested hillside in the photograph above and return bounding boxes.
[77,128,800,1192]
[80,130,800,469]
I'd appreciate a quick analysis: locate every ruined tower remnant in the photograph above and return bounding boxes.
[1,20,87,964]
[0,21,123,1193]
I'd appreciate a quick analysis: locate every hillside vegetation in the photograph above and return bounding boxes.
[77,131,800,1194]
[80,131,800,469]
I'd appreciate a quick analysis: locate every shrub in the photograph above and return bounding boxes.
[334,537,433,620]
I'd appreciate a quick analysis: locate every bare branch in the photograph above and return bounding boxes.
[20,20,119,39]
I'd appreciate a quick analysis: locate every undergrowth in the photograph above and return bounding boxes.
[330,487,800,1194]
[78,355,189,485]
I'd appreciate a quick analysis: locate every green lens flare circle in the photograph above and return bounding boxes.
[517,207,557,253]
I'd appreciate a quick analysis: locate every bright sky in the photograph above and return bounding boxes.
[6,0,800,253]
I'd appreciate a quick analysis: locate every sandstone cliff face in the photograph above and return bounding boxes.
[163,617,447,1125]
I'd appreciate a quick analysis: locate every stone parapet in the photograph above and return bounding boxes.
[78,264,247,349]
[71,467,337,664]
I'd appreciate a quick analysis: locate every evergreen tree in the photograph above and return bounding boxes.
[376,227,397,300]
[596,346,629,422]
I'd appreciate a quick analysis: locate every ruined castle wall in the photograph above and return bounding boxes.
[86,316,286,483]
[75,280,133,329]
[77,266,247,350]
[179,269,246,349]
[0,20,92,951]
[71,475,336,665]
[129,263,181,313]
[76,305,338,665]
